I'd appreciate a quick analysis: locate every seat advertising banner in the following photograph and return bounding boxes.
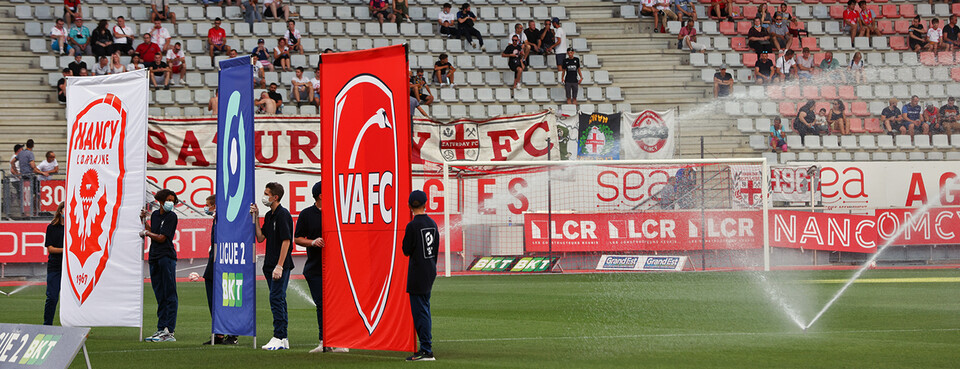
[212,56,257,337]
[320,44,415,352]
[61,69,147,328]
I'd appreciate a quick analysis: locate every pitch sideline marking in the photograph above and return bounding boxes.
[804,277,960,284]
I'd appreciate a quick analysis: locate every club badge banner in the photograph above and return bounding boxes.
[730,165,764,209]
[61,69,147,328]
[320,44,415,352]
[411,111,560,165]
[213,56,257,337]
[621,110,677,160]
[578,112,620,160]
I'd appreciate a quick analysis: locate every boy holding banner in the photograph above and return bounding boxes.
[251,182,294,351]
[402,190,439,361]
[140,189,180,343]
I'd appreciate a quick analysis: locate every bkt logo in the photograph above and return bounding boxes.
[332,74,400,335]
[221,273,243,307]
[220,91,250,223]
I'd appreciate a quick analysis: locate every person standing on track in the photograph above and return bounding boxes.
[201,194,238,345]
[141,189,180,342]
[251,182,294,351]
[42,202,65,326]
[402,190,439,362]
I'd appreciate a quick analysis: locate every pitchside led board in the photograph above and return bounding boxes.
[213,56,257,338]
[319,44,415,352]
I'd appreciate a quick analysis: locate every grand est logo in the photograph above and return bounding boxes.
[332,74,399,335]
[66,94,127,304]
[630,110,669,153]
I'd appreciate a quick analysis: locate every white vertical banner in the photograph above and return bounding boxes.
[730,165,764,209]
[61,69,148,327]
[621,110,677,159]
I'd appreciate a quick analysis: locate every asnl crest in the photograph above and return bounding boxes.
[439,123,479,161]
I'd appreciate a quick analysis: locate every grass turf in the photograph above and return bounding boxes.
[1,269,959,368]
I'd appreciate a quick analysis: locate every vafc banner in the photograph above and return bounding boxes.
[578,112,620,160]
[320,45,415,352]
[621,110,677,160]
[213,56,257,337]
[61,69,147,327]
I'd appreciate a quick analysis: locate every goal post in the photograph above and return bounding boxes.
[438,157,771,276]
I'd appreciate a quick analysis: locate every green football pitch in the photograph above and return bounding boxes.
[2,269,959,368]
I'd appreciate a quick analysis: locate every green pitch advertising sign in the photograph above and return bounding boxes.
[0,323,89,368]
[468,257,560,273]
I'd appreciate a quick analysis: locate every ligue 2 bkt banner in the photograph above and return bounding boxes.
[621,110,677,160]
[319,44,415,352]
[213,56,257,337]
[61,69,148,327]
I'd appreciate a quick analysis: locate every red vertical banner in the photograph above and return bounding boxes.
[320,45,415,352]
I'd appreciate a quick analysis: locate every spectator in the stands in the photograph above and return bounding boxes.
[769,14,791,51]
[709,0,732,21]
[925,104,945,137]
[227,48,237,58]
[828,100,850,135]
[433,53,455,86]
[57,68,70,103]
[370,0,396,25]
[943,15,960,51]
[309,68,321,107]
[289,67,311,106]
[242,0,262,25]
[793,100,818,144]
[940,97,959,136]
[78,67,89,76]
[9,145,22,181]
[653,0,677,34]
[255,91,277,114]
[92,55,110,76]
[285,20,303,55]
[109,51,126,74]
[113,16,135,56]
[263,0,290,22]
[776,49,797,81]
[673,0,696,23]
[267,83,283,110]
[796,47,816,80]
[857,1,879,37]
[68,54,86,76]
[251,55,266,88]
[756,3,773,28]
[503,35,525,89]
[68,18,92,56]
[908,16,929,52]
[273,37,292,72]
[561,48,582,104]
[747,17,773,54]
[166,42,185,85]
[151,51,171,89]
[394,0,411,24]
[127,54,144,71]
[927,18,944,51]
[91,20,113,58]
[136,33,162,68]
[551,18,567,76]
[639,0,658,30]
[754,52,775,85]
[37,151,59,181]
[410,69,434,106]
[842,0,859,42]
[252,39,274,72]
[814,108,830,134]
[148,20,171,53]
[63,0,83,25]
[51,18,72,55]
[524,20,543,56]
[774,4,793,25]
[539,20,556,56]
[207,18,231,60]
[457,3,484,50]
[848,51,864,84]
[151,0,177,23]
[18,139,49,182]
[508,23,529,59]
[769,117,788,152]
[713,64,733,98]
[901,95,925,137]
[678,20,706,52]
[819,51,843,82]
[438,3,459,38]
[881,98,904,135]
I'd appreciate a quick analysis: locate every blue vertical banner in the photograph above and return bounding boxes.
[213,56,256,337]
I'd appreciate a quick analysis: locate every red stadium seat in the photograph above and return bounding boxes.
[890,36,909,50]
[894,20,910,34]
[821,0,837,3]
[878,21,894,35]
[814,53,825,65]
[802,85,819,99]
[920,52,937,66]
[735,0,750,4]
[779,102,797,116]
[900,4,916,19]
[732,37,750,51]
[882,4,899,18]
[785,85,801,99]
[873,0,887,3]
[742,5,758,19]
[851,101,870,117]
[838,86,856,100]
[720,21,737,35]
[849,118,865,133]
[954,3,960,16]
[864,118,884,133]
[731,6,745,19]
[820,85,838,99]
[801,37,820,51]
[815,101,830,113]
[938,52,954,65]
[737,21,752,34]
[743,52,758,67]
[951,67,960,82]
[767,85,784,100]
[866,5,881,17]
[829,6,844,19]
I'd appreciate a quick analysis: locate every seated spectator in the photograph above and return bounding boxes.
[284,20,303,55]
[50,18,72,55]
[289,67,311,106]
[457,3,484,50]
[857,1,879,37]
[150,20,172,52]
[166,42,185,85]
[678,20,706,52]
[151,0,177,23]
[438,3,459,38]
[909,16,929,52]
[410,69,434,105]
[150,52,171,89]
[263,0,290,22]
[753,52,775,84]
[267,83,283,111]
[68,18,92,56]
[925,104,945,136]
[91,20,113,58]
[901,95,925,137]
[776,49,797,81]
[64,0,83,25]
[881,98,904,135]
[127,54,144,71]
[944,15,960,51]
[433,53,455,86]
[819,51,843,82]
[227,48,237,58]
[815,108,830,134]
[673,0,696,23]
[561,48,582,104]
[792,100,819,143]
[709,0,732,21]
[502,35,525,89]
[57,68,70,103]
[524,20,544,56]
[251,55,266,88]
[713,64,733,98]
[509,23,530,59]
[207,18,232,60]
[109,51,126,74]
[756,3,773,28]
[255,91,277,114]
[394,0,411,24]
[774,4,793,25]
[273,37,292,72]
[848,51,864,84]
[539,20,556,56]
[769,117,788,152]
[828,100,850,135]
[68,54,87,76]
[769,14,791,51]
[940,97,959,136]
[78,67,89,76]
[747,18,773,54]
[653,0,678,34]
[795,47,816,80]
[37,151,59,181]
[370,0,396,25]
[251,38,275,72]
[92,55,110,76]
[842,0,859,41]
[928,18,944,51]
[113,16,135,56]
[136,33,162,68]
[639,0,662,33]
[309,68,321,107]
[202,0,224,7]
[241,0,262,25]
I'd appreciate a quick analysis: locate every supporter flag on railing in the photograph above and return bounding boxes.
[61,69,148,328]
[213,56,257,338]
[578,112,621,160]
[621,110,677,159]
[319,44,416,352]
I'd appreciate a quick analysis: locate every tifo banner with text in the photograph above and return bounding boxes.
[578,112,620,160]
[411,111,560,165]
[621,110,676,160]
[61,69,147,328]
[213,56,257,337]
[320,45,415,352]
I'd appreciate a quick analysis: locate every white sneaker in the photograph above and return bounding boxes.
[261,337,286,350]
[282,338,289,349]
[145,330,163,342]
[178,78,186,85]
[309,343,325,353]
[449,82,456,87]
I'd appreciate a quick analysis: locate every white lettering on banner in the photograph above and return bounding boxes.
[218,242,247,265]
[336,172,394,225]
[873,207,960,245]
[147,170,317,213]
[812,162,960,209]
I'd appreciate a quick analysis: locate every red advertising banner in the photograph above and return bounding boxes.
[874,207,960,246]
[770,210,877,253]
[320,45,415,353]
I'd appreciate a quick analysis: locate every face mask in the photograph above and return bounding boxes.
[261,195,273,207]
[163,201,174,212]
[204,206,213,215]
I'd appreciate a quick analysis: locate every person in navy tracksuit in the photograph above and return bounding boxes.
[402,190,439,361]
